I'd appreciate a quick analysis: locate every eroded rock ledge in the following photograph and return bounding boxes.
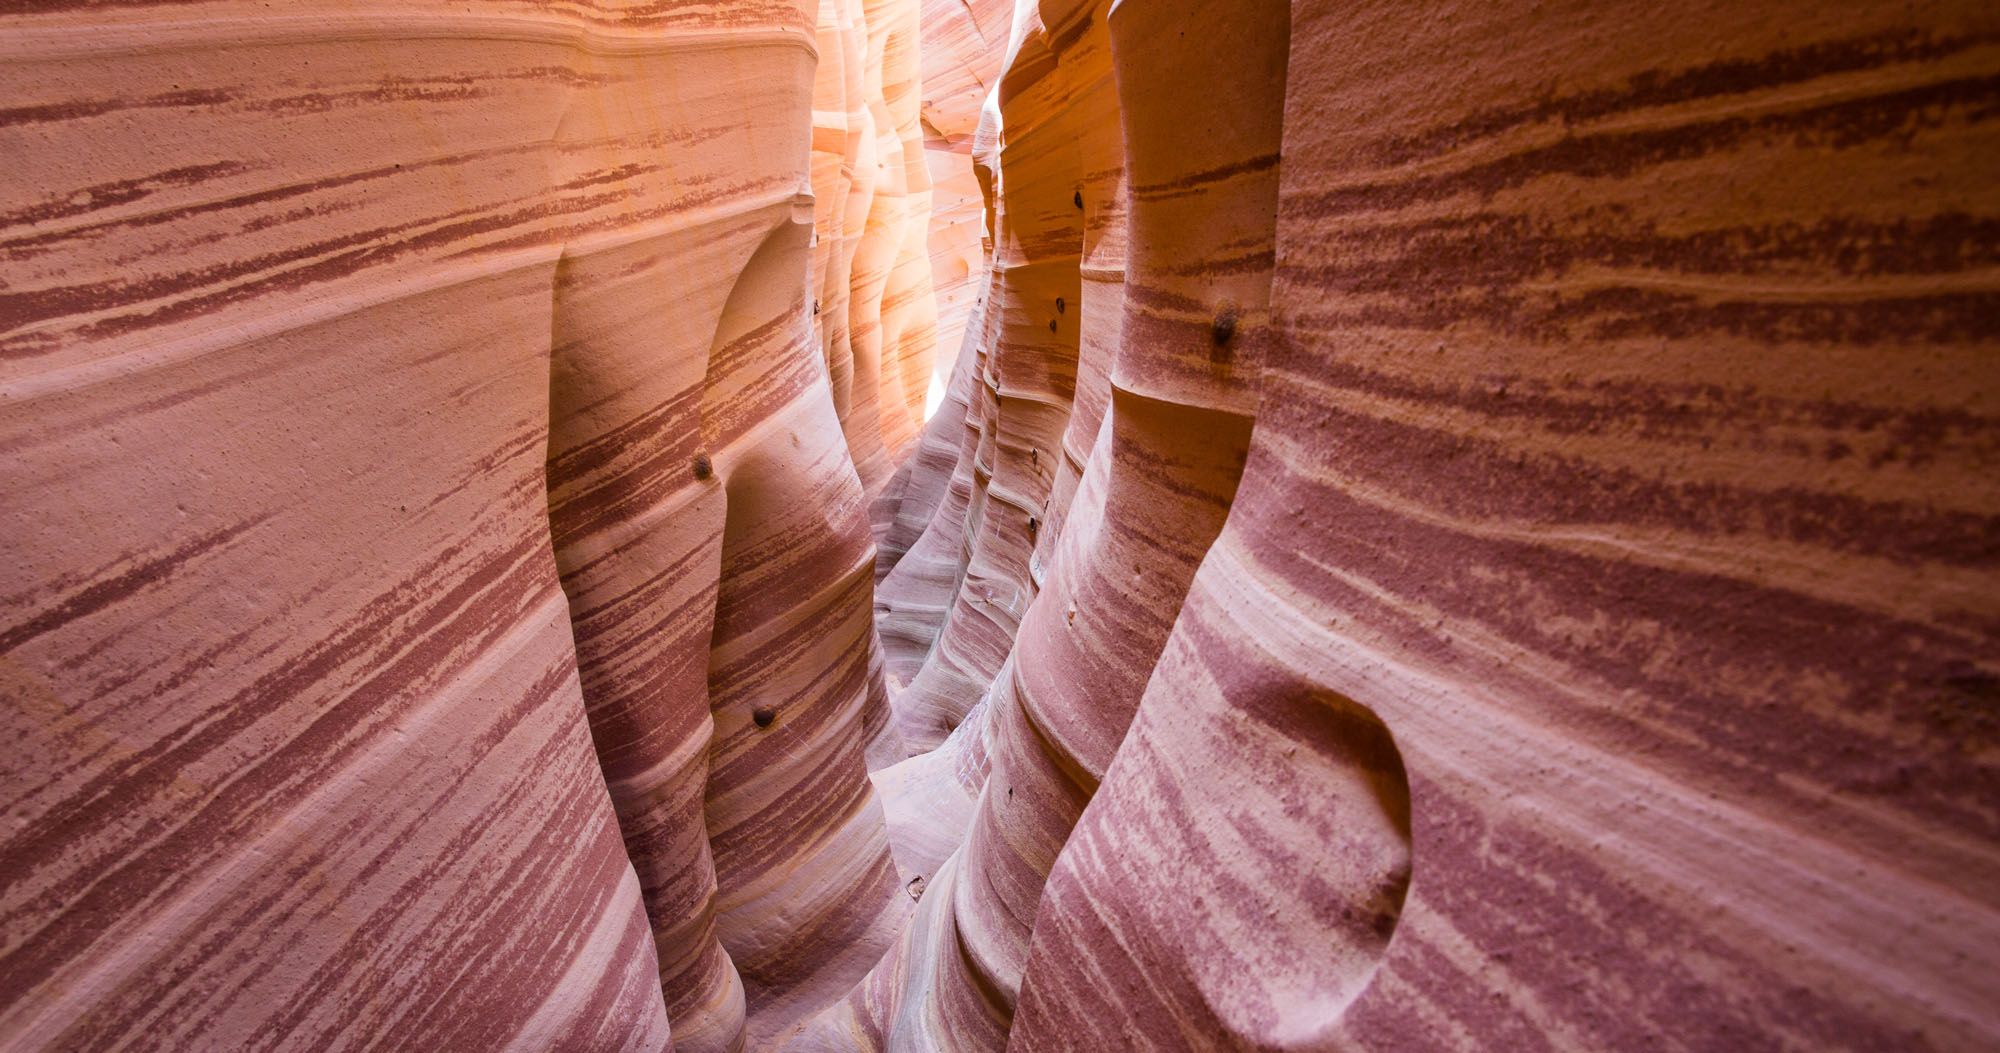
[2,0,1996,1051]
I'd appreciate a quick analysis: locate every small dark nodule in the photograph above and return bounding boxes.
[752,706,777,728]
[812,299,820,315]
[1073,190,1084,209]
[1055,297,1066,314]
[1048,319,1059,333]
[1210,307,1238,349]
[692,454,714,480]
[1026,516,1039,539]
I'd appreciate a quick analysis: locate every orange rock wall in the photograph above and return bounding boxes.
[1,1,933,1049]
[911,0,1008,397]
[858,0,2000,1049]
[4,0,1998,1050]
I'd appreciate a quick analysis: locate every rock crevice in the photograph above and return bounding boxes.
[2,0,1997,1050]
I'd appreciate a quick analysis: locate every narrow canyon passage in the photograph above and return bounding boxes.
[1,1,1997,1051]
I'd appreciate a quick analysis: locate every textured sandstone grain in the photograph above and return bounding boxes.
[1,1,925,1049]
[4,0,1998,1050]
[832,0,2000,1049]
[1005,1,2000,1049]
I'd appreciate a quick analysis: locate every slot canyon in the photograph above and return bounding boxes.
[2,0,1997,1049]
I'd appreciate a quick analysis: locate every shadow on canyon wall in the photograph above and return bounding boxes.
[1,0,1996,1050]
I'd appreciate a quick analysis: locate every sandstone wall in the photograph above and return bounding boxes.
[911,0,1008,394]
[3,0,1997,1050]
[854,0,2000,1049]
[0,1,933,1049]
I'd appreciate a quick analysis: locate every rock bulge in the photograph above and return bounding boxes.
[2,0,1996,1050]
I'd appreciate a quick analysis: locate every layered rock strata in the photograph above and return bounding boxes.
[1,1,932,1049]
[4,0,1999,1051]
[860,0,2000,1049]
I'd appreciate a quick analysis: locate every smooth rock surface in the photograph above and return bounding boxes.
[1,1,930,1049]
[4,0,1998,1050]
[848,0,2000,1049]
